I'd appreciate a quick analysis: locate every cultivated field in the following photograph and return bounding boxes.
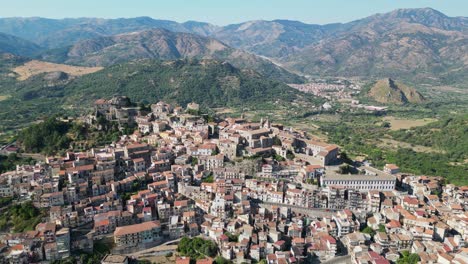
[0,95,10,101]
[13,60,103,80]
[383,116,436,130]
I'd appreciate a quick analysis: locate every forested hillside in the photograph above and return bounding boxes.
[0,59,317,131]
[321,114,468,186]
[59,59,311,107]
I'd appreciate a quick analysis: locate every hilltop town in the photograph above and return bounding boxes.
[0,96,466,264]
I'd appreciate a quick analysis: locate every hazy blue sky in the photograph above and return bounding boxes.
[1,0,466,25]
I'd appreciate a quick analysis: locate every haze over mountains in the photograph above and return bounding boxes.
[0,7,467,86]
[0,32,42,57]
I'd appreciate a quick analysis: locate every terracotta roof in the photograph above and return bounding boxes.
[66,164,94,173]
[176,257,191,264]
[95,99,107,105]
[196,258,213,264]
[95,219,110,227]
[114,221,160,236]
[385,164,399,170]
[133,158,145,163]
[305,165,323,172]
[10,244,25,251]
[174,200,189,207]
[126,143,148,149]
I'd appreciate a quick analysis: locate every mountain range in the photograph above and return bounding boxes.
[0,17,217,48]
[0,32,42,57]
[0,8,466,86]
[283,8,468,85]
[37,29,304,83]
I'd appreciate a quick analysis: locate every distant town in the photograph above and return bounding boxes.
[0,96,466,264]
[289,79,361,100]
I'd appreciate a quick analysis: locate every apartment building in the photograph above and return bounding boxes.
[114,221,161,247]
[321,167,396,192]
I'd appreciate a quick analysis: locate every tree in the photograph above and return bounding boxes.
[132,180,141,191]
[215,256,233,264]
[339,164,351,174]
[378,224,386,233]
[187,109,200,116]
[202,173,214,183]
[0,201,43,232]
[361,226,376,237]
[273,154,285,162]
[272,136,282,146]
[0,154,34,174]
[224,232,239,242]
[138,102,151,112]
[397,250,419,264]
[340,151,353,164]
[17,117,71,154]
[432,189,442,197]
[121,123,136,136]
[177,237,218,259]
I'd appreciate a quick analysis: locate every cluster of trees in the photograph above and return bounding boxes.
[0,153,34,173]
[16,114,140,155]
[396,250,420,264]
[17,117,71,154]
[213,256,233,264]
[224,231,239,242]
[177,237,218,259]
[0,201,44,232]
[93,116,127,145]
[273,154,285,162]
[202,173,214,183]
[384,148,466,186]
[321,113,468,186]
[61,59,307,108]
[286,150,295,160]
[338,164,358,174]
[272,136,282,146]
[361,224,386,237]
[390,116,468,161]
